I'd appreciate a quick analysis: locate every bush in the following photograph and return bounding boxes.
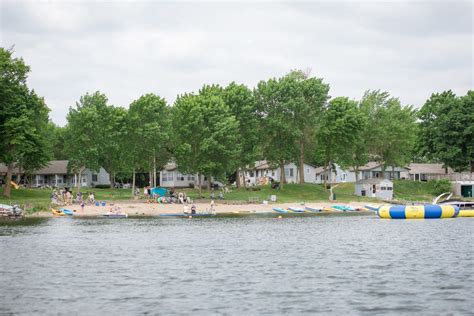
[428,179,452,196]
[94,184,111,189]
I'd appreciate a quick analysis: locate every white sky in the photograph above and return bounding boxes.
[1,0,472,126]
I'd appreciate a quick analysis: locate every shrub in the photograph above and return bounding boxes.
[428,179,452,196]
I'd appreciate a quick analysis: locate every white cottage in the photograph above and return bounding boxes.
[243,161,317,185]
[159,162,209,188]
[355,178,393,200]
[0,160,111,188]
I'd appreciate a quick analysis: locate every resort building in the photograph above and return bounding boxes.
[354,178,394,200]
[159,162,210,188]
[243,161,318,185]
[403,163,453,181]
[0,160,110,188]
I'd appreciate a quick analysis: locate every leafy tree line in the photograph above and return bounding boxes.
[1,47,472,198]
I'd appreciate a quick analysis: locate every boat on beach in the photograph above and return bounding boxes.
[0,204,23,219]
[102,213,128,218]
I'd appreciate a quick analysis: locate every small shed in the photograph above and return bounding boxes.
[355,178,393,200]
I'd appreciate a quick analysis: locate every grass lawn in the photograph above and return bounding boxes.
[0,180,458,213]
[0,187,134,212]
[183,183,376,203]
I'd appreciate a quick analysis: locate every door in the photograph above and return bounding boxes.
[461,185,473,198]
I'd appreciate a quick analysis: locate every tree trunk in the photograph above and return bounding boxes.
[323,163,328,189]
[236,169,241,189]
[391,166,395,180]
[2,163,13,198]
[354,166,360,182]
[242,169,247,188]
[153,155,157,188]
[132,168,136,197]
[207,176,211,190]
[76,168,83,194]
[299,139,305,184]
[328,162,333,200]
[280,163,285,190]
[198,173,202,197]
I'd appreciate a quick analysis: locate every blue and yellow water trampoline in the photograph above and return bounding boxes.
[377,204,459,219]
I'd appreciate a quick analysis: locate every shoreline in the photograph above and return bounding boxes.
[29,201,373,218]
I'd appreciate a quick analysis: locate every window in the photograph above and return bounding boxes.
[306,168,310,174]
[176,173,185,181]
[187,175,195,181]
[82,176,87,184]
[285,168,294,177]
[92,174,98,182]
[162,172,173,182]
[249,171,254,177]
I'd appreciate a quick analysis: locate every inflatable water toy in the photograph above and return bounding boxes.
[364,204,381,212]
[438,200,474,217]
[377,204,459,219]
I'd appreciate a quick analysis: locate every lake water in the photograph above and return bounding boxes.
[0,214,472,315]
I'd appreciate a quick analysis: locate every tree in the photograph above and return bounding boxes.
[99,105,128,186]
[254,77,301,189]
[316,97,366,189]
[0,48,51,197]
[173,85,240,196]
[46,122,68,160]
[417,90,474,171]
[285,70,330,184]
[128,93,171,192]
[64,91,108,192]
[222,82,259,188]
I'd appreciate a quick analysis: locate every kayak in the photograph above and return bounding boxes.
[332,205,356,211]
[305,206,322,213]
[60,208,74,216]
[287,206,306,213]
[273,208,290,213]
[52,209,65,216]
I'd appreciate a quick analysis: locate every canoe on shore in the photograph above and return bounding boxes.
[159,213,216,217]
[102,213,128,218]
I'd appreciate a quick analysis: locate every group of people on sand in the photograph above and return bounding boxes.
[182,199,216,215]
[50,188,95,206]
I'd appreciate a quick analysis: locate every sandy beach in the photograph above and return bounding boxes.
[34,200,372,217]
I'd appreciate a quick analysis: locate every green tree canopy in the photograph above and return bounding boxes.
[173,85,240,194]
[127,93,171,188]
[0,48,51,197]
[417,90,474,171]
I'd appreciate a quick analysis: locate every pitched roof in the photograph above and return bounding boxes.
[163,162,177,171]
[407,163,452,175]
[0,160,70,175]
[350,161,381,171]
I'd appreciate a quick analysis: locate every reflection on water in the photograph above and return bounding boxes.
[0,215,472,314]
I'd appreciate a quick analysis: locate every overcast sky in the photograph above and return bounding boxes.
[1,0,472,126]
